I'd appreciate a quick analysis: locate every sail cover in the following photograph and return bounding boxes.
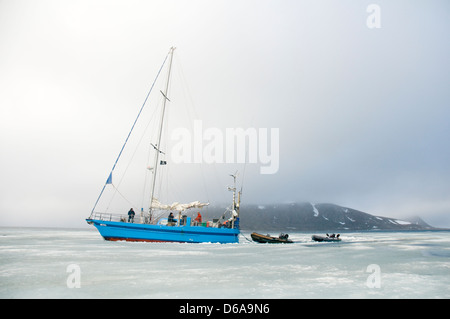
[151,198,209,211]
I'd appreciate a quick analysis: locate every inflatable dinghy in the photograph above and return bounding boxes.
[251,232,293,244]
[312,234,341,242]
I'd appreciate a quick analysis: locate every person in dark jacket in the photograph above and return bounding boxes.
[168,212,175,225]
[128,208,135,223]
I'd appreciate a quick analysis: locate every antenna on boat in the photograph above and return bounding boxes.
[228,171,237,194]
[228,171,240,229]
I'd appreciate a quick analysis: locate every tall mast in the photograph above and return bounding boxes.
[148,47,176,221]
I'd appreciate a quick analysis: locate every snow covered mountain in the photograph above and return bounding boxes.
[236,202,435,231]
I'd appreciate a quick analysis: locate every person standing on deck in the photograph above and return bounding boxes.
[128,208,135,223]
[194,212,202,225]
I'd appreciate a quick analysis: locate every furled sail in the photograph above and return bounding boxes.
[151,198,209,211]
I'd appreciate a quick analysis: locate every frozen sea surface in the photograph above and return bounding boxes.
[1,227,449,298]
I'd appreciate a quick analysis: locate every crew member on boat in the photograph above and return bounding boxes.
[194,212,202,225]
[168,212,175,225]
[128,208,135,223]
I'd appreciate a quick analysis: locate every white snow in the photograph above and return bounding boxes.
[394,219,412,225]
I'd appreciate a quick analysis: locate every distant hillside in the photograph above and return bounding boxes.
[205,202,435,231]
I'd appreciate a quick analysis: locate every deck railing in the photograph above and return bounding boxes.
[90,212,129,223]
[89,212,239,229]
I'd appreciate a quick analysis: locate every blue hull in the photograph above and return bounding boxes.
[86,219,240,243]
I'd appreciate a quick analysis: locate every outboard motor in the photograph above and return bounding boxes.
[279,233,289,240]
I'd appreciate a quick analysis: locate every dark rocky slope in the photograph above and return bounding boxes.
[205,202,435,231]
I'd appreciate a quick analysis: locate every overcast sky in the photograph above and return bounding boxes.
[1,0,449,228]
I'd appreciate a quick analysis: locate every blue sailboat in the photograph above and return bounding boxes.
[86,47,241,243]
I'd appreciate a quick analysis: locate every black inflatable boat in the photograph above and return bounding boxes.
[251,232,293,244]
[311,234,341,242]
